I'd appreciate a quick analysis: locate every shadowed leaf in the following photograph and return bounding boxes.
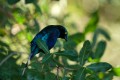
[93,41,106,59]
[69,33,85,44]
[103,72,114,80]
[45,72,56,80]
[36,38,50,54]
[87,62,112,72]
[99,28,111,40]
[42,53,53,63]
[7,0,20,5]
[25,0,37,4]
[86,74,99,80]
[34,2,42,15]
[54,50,78,61]
[79,40,92,66]
[72,67,86,80]
[91,29,99,48]
[64,33,85,50]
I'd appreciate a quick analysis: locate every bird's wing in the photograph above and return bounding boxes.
[46,29,60,49]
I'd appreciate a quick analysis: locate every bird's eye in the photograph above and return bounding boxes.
[65,32,67,35]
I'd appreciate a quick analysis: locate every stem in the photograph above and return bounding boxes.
[0,53,16,66]
[56,66,59,80]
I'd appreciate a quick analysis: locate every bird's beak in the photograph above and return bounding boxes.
[65,36,68,41]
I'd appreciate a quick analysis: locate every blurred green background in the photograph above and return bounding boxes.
[0,0,120,80]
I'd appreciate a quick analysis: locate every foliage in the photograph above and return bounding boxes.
[0,0,120,80]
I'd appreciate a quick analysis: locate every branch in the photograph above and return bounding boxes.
[0,52,23,66]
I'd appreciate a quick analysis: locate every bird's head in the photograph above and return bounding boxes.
[56,25,68,41]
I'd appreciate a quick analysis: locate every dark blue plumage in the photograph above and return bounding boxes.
[22,25,68,75]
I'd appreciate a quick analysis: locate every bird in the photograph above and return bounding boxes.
[22,25,68,75]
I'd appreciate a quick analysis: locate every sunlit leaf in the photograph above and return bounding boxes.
[87,62,112,72]
[13,13,25,24]
[79,40,92,66]
[0,29,7,36]
[84,11,99,34]
[113,67,120,76]
[26,32,33,42]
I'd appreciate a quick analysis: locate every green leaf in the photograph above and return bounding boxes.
[54,50,78,61]
[42,53,53,63]
[13,8,26,24]
[87,62,112,72]
[0,40,9,48]
[36,38,50,54]
[52,58,64,67]
[62,77,70,80]
[34,18,40,32]
[30,61,42,70]
[99,28,111,41]
[79,40,92,66]
[0,29,7,36]
[113,67,120,76]
[7,0,20,5]
[91,29,99,48]
[72,67,86,80]
[64,33,85,50]
[26,32,33,42]
[103,72,114,80]
[92,28,110,48]
[27,70,44,80]
[34,2,42,15]
[94,41,106,59]
[84,11,99,34]
[25,0,37,4]
[65,64,81,70]
[86,74,99,80]
[69,33,85,44]
[45,72,56,80]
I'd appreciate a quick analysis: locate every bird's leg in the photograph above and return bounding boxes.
[22,61,28,76]
[22,56,31,76]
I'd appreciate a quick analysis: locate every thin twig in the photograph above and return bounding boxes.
[0,52,23,66]
[0,53,15,66]
[56,66,59,80]
[63,67,78,71]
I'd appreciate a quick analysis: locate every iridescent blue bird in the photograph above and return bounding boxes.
[22,25,68,75]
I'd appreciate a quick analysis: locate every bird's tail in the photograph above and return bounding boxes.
[22,57,30,76]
